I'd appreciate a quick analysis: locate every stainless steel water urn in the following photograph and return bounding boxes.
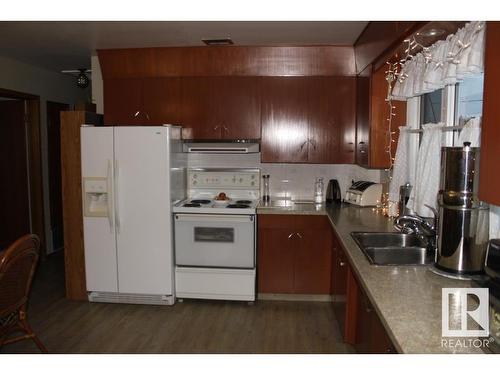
[435,142,490,275]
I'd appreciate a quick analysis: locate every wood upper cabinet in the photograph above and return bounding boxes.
[104,78,143,125]
[355,64,406,168]
[479,22,500,205]
[180,76,261,140]
[142,78,182,125]
[355,66,371,167]
[103,78,181,126]
[260,77,310,163]
[261,77,356,164]
[308,77,356,164]
[257,214,332,294]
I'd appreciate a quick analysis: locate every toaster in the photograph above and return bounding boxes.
[344,181,383,207]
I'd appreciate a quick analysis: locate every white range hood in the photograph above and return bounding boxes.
[183,142,260,154]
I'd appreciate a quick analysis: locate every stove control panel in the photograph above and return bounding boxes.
[189,170,260,190]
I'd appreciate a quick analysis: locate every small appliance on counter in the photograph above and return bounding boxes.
[435,143,490,277]
[344,181,383,207]
[326,179,342,204]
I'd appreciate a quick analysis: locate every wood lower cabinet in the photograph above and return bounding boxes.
[355,286,396,354]
[257,214,332,294]
[331,229,397,353]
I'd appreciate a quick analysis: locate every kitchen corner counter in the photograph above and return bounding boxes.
[257,201,484,354]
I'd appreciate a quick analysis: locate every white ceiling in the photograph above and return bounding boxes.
[0,21,368,73]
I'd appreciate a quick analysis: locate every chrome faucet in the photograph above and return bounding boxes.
[394,214,437,249]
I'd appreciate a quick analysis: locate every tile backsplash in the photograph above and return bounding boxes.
[187,153,387,201]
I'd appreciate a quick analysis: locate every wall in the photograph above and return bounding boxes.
[91,55,104,114]
[0,56,90,254]
[187,153,385,201]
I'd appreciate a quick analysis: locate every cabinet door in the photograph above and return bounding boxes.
[180,77,221,139]
[103,78,143,125]
[142,78,182,126]
[355,66,371,167]
[257,227,295,293]
[479,22,500,205]
[294,228,332,294]
[293,216,332,294]
[354,287,373,354]
[261,77,310,163]
[308,77,356,164]
[218,77,261,140]
[331,235,348,296]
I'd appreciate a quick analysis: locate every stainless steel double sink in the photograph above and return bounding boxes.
[351,232,435,266]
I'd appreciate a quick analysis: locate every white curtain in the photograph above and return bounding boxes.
[457,116,481,147]
[391,21,485,100]
[388,126,413,217]
[407,123,445,217]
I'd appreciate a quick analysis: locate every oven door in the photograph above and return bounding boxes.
[174,214,255,268]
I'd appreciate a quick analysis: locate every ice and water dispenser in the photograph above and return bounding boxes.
[83,177,109,217]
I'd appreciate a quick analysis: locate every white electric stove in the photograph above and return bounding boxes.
[173,168,260,302]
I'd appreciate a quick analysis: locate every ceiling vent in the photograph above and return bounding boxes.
[202,38,234,46]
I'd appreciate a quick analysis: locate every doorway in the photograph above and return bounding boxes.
[0,88,45,254]
[47,101,69,253]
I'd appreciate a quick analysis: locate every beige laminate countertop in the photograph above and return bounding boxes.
[257,201,484,354]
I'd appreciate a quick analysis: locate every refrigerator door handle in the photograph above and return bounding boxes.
[114,159,121,233]
[106,159,113,232]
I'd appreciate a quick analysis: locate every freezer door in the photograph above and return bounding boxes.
[81,126,118,293]
[114,126,173,295]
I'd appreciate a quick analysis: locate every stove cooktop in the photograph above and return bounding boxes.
[174,198,258,214]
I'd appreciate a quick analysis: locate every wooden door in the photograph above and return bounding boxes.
[331,234,348,296]
[0,100,30,250]
[308,77,356,164]
[479,21,500,205]
[356,65,372,167]
[354,287,373,354]
[257,227,296,293]
[47,101,69,252]
[293,216,332,294]
[218,77,261,140]
[142,77,182,126]
[103,78,143,125]
[260,77,310,163]
[180,77,221,139]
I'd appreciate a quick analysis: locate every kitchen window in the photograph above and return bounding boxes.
[405,73,484,182]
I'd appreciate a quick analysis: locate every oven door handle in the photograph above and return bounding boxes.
[174,214,253,223]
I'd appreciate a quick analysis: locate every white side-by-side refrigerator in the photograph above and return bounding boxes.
[81,125,185,305]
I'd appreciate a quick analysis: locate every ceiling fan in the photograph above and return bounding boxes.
[61,69,92,88]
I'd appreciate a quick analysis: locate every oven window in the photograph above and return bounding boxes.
[194,227,234,243]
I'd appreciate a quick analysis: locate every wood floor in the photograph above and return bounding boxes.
[1,253,354,354]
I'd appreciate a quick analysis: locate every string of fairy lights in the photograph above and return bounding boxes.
[380,22,483,216]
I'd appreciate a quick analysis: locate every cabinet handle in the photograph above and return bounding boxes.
[288,233,295,239]
[295,232,303,239]
[339,261,346,267]
[214,125,220,131]
[308,139,317,150]
[300,140,308,151]
[133,110,141,118]
[360,150,366,154]
[359,141,365,145]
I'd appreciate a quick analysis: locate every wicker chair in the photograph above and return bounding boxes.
[0,234,47,353]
